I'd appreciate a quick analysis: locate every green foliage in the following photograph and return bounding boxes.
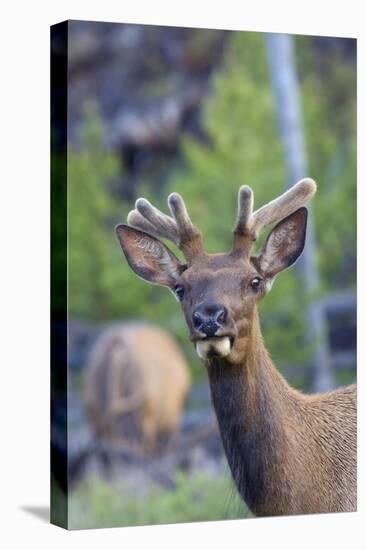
[68,471,249,529]
[68,109,162,323]
[68,110,120,319]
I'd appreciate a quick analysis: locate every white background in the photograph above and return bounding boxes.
[0,1,364,548]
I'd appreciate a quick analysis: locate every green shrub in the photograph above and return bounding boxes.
[68,471,249,529]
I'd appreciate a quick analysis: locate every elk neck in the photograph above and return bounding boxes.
[206,307,302,515]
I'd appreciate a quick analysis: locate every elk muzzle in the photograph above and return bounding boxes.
[191,304,233,360]
[192,304,227,337]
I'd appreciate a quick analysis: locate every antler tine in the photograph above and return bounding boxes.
[252,178,317,235]
[232,178,317,255]
[233,185,254,233]
[168,193,198,240]
[127,194,203,262]
[127,209,178,244]
[168,192,203,260]
[232,186,255,252]
[134,198,180,245]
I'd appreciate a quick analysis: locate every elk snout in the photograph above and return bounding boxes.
[192,304,227,338]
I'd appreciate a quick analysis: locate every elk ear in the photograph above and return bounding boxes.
[256,207,308,278]
[116,224,185,287]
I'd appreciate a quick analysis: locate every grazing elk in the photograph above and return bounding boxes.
[116,179,356,516]
[84,323,191,454]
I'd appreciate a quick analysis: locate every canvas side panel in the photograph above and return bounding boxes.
[50,20,68,530]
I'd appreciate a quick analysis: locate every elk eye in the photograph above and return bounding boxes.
[250,276,262,290]
[174,284,185,301]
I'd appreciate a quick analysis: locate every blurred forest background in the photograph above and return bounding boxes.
[51,21,356,529]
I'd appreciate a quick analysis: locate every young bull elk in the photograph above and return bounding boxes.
[116,178,356,516]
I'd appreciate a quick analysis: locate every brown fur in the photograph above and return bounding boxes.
[208,310,356,516]
[84,324,191,453]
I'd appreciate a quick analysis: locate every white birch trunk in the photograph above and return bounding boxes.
[266,33,334,391]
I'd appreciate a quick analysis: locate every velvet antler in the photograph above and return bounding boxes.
[232,178,317,254]
[126,178,316,260]
[127,193,203,262]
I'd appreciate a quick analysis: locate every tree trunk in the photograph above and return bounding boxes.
[266,33,334,391]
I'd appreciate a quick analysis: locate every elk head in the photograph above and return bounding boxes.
[116,179,316,363]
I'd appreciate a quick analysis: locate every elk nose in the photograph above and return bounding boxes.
[192,305,227,337]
